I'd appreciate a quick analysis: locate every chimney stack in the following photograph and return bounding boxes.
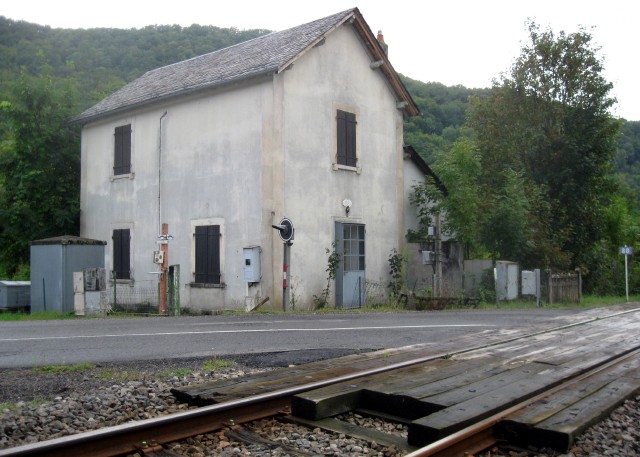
[377,30,389,56]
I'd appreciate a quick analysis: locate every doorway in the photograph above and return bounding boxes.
[335,222,365,308]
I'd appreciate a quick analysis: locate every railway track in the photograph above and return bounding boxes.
[1,307,639,457]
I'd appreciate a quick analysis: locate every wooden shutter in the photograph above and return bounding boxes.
[337,110,347,165]
[336,110,356,167]
[114,124,131,175]
[195,225,221,284]
[345,112,357,167]
[113,229,130,280]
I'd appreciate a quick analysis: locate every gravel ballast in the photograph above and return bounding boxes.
[1,353,639,456]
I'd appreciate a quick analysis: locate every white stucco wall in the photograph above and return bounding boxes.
[81,80,273,311]
[403,157,426,237]
[80,22,408,311]
[277,24,405,306]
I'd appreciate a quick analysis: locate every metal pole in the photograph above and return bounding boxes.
[625,253,629,302]
[158,111,167,237]
[282,242,288,311]
[287,242,291,310]
[42,278,46,312]
[535,268,541,308]
[159,223,169,315]
[435,213,442,298]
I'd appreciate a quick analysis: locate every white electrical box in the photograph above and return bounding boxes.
[73,271,85,316]
[421,250,435,265]
[153,250,164,264]
[243,246,261,282]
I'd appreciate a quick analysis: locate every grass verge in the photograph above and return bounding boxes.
[32,363,95,374]
[0,311,76,321]
[1,295,637,321]
[157,368,193,378]
[94,370,145,382]
[202,358,233,372]
[1,402,17,412]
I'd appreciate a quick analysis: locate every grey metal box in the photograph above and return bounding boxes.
[243,246,261,282]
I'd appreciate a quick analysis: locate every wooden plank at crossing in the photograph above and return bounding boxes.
[292,357,460,420]
[407,364,573,446]
[499,352,640,451]
[173,344,445,405]
[416,362,554,408]
[172,330,507,405]
[406,342,640,447]
[530,378,640,451]
[170,307,640,453]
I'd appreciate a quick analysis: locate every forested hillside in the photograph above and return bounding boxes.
[0,16,270,109]
[615,121,640,195]
[1,17,639,293]
[1,16,637,173]
[401,77,484,163]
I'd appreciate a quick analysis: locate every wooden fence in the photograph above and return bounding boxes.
[547,269,582,304]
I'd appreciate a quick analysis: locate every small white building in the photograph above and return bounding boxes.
[403,145,463,297]
[0,281,30,310]
[71,8,423,312]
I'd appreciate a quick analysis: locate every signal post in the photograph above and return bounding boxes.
[272,218,294,311]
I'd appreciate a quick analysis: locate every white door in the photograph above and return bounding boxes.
[335,222,365,308]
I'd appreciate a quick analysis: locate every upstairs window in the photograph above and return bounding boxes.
[336,110,357,167]
[114,124,132,175]
[113,228,131,280]
[194,225,221,284]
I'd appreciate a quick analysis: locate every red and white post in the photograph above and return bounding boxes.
[159,223,169,315]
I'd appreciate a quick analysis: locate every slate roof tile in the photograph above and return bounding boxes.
[71,9,355,124]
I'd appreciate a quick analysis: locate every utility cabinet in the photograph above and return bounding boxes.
[0,281,30,310]
[496,261,519,301]
[243,246,261,283]
[74,268,107,316]
[30,236,106,313]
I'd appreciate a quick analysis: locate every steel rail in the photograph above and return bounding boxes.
[404,345,640,457]
[1,307,638,457]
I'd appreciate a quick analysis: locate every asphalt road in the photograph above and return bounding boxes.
[0,308,615,368]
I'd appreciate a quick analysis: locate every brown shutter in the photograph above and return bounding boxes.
[122,124,131,173]
[336,110,347,165]
[113,229,131,280]
[114,124,131,175]
[195,225,221,284]
[209,225,221,284]
[345,111,357,167]
[195,226,207,283]
[337,110,356,167]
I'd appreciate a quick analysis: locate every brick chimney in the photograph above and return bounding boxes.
[377,30,389,56]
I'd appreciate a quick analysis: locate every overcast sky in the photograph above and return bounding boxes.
[4,0,638,120]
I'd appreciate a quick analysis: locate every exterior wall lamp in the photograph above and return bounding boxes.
[342,198,352,217]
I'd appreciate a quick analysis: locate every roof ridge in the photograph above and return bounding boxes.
[140,8,357,76]
[70,8,423,124]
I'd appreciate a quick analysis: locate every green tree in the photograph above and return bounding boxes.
[584,183,640,295]
[0,69,80,276]
[409,138,484,258]
[467,21,620,276]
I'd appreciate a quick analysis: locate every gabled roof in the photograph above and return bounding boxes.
[70,8,418,125]
[404,145,448,197]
